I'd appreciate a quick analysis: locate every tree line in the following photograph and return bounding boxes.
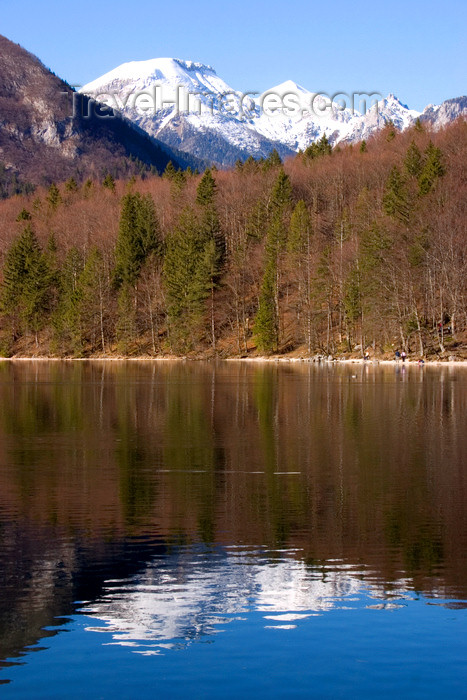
[0,118,465,358]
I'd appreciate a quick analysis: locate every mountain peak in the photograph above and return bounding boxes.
[82,57,220,94]
[264,80,311,96]
[384,93,410,110]
[173,58,216,74]
[80,54,466,168]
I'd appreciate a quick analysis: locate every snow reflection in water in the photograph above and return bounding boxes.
[82,546,410,653]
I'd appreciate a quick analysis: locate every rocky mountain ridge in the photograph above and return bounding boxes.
[81,57,467,166]
[0,36,198,193]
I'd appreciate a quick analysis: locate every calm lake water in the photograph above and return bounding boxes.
[0,360,466,698]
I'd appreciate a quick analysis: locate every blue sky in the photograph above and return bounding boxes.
[1,0,465,110]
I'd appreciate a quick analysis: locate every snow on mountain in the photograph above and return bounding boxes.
[338,93,421,144]
[81,58,293,165]
[80,59,464,167]
[420,96,467,128]
[251,80,359,151]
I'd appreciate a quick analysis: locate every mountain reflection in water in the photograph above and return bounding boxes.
[83,545,418,653]
[0,360,466,685]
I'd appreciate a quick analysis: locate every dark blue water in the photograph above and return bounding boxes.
[0,361,466,697]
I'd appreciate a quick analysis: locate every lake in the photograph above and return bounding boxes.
[0,360,466,698]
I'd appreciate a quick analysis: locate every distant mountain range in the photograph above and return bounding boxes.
[1,35,466,189]
[0,35,199,194]
[81,57,467,167]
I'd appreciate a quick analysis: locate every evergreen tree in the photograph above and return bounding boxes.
[418,141,445,195]
[102,173,116,192]
[0,224,50,344]
[262,148,282,170]
[196,168,216,207]
[114,192,161,351]
[404,141,423,178]
[82,179,93,197]
[254,170,293,352]
[53,247,108,355]
[77,247,108,353]
[384,120,396,141]
[287,200,310,255]
[16,208,32,222]
[163,161,186,194]
[358,222,393,349]
[114,192,161,289]
[164,207,215,351]
[243,155,259,173]
[246,199,269,240]
[254,258,277,352]
[65,177,78,193]
[52,247,84,353]
[46,182,62,210]
[196,169,223,349]
[270,168,293,214]
[304,134,332,160]
[383,166,410,223]
[311,245,335,353]
[414,117,424,133]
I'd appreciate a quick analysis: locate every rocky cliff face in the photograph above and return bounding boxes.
[0,35,196,190]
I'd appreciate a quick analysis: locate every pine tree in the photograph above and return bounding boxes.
[254,258,277,352]
[196,169,223,349]
[404,140,423,178]
[82,179,93,197]
[288,200,310,255]
[53,247,109,355]
[254,170,293,352]
[246,199,268,240]
[163,207,214,351]
[262,148,282,171]
[384,120,396,141]
[163,161,186,194]
[102,173,116,192]
[114,192,161,288]
[196,169,216,207]
[46,182,62,210]
[304,134,332,160]
[0,224,50,344]
[52,247,84,353]
[243,155,259,173]
[414,117,424,133]
[114,192,161,352]
[418,141,445,195]
[311,245,335,354]
[16,208,32,222]
[270,168,293,214]
[383,166,410,223]
[65,177,78,193]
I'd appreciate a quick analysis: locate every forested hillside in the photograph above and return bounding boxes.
[0,118,465,359]
[0,34,199,193]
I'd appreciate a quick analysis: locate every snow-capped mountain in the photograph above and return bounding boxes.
[420,96,467,128]
[81,58,467,167]
[82,58,293,165]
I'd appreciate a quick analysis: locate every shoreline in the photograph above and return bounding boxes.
[1,356,467,366]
